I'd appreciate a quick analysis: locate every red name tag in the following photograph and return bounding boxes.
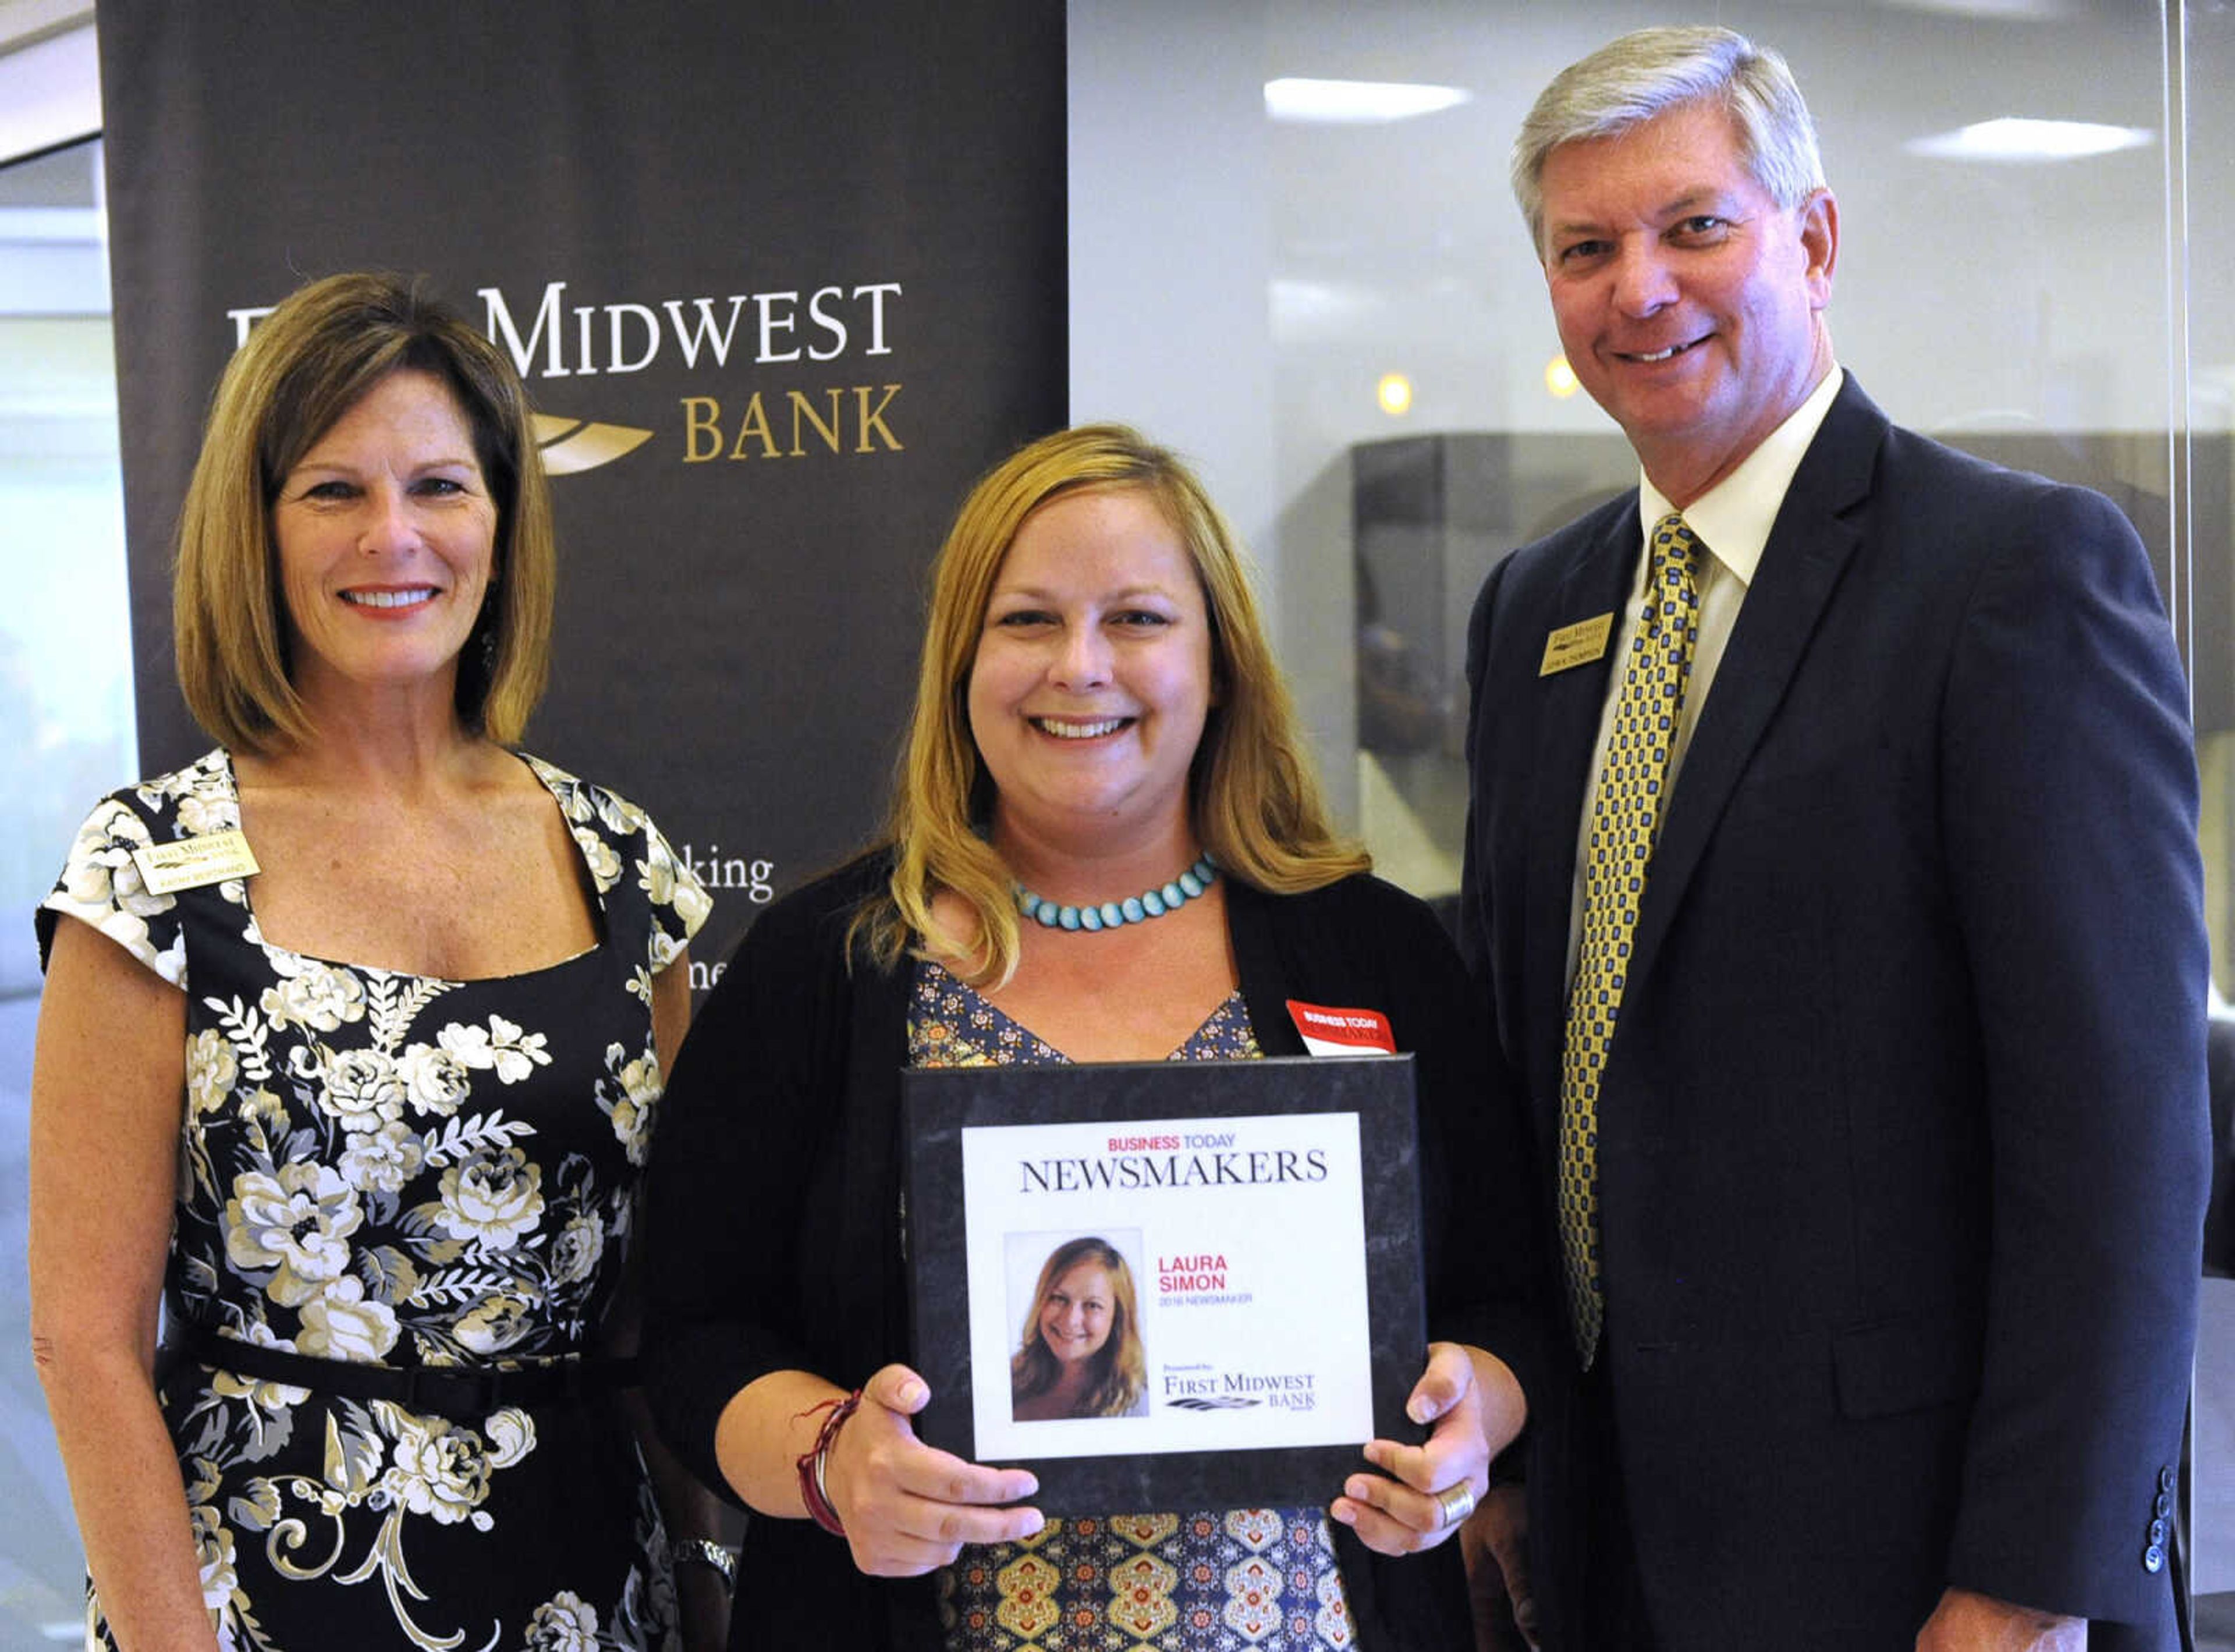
[1285,1000,1396,1057]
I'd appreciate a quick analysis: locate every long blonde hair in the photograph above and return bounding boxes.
[1009,1236,1146,1419]
[860,423,1366,985]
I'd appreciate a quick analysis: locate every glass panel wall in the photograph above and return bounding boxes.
[0,137,126,992]
[0,132,122,1644]
[1083,0,2181,887]
[2188,0,2235,1631]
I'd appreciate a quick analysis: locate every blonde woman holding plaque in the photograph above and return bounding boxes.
[641,424,1546,1651]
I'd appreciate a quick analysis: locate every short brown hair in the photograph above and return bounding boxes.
[174,271,555,751]
[865,422,1367,985]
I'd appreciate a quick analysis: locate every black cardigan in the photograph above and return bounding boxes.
[643,853,1542,1651]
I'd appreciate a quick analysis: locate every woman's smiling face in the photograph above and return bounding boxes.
[967,485,1212,854]
[1036,1259,1116,1366]
[271,368,496,705]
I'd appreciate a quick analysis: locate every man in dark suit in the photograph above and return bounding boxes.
[1459,26,2209,1651]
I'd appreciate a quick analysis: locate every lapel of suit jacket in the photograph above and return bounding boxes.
[1523,502,1644,1109]
[1620,376,1888,1000]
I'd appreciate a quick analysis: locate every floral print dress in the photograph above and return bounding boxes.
[909,961,1354,1651]
[37,748,711,1652]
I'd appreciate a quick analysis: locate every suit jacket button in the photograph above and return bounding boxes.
[2155,1490,2173,1518]
[2160,1465,2177,1493]
[2143,1544,2166,1573]
[2148,1517,2169,1546]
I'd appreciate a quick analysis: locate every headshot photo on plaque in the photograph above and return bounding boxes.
[1007,1232,1150,1423]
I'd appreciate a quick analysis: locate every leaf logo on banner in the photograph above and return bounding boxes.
[530,413,655,475]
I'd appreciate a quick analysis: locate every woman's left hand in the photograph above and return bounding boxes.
[1328,1341,1524,1556]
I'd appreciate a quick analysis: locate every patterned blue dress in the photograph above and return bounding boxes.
[38,749,709,1652]
[908,961,1355,1651]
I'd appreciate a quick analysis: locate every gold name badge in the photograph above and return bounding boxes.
[1539,613,1615,676]
[132,829,261,896]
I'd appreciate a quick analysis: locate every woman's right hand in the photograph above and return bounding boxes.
[821,1363,1044,1575]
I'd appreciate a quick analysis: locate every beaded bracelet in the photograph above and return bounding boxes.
[794,1387,863,1536]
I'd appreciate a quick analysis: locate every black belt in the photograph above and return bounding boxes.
[168,1322,640,1423]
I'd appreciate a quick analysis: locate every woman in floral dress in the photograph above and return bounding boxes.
[30,273,728,1651]
[641,425,1545,1650]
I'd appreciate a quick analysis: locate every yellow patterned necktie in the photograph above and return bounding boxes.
[1559,511,1703,1367]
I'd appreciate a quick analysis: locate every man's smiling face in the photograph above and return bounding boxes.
[1538,98,1837,505]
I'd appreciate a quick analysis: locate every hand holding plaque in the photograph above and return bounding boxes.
[817,1364,1044,1576]
[1335,1341,1522,1557]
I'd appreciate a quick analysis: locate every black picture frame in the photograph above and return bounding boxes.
[900,1054,1427,1515]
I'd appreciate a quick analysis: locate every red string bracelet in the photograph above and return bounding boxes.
[794,1388,863,1536]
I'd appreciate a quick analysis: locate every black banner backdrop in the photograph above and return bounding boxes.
[97,2,1066,982]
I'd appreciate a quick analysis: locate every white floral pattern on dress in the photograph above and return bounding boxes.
[42,749,708,1652]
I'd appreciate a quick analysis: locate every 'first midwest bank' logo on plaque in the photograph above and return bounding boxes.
[226,275,906,477]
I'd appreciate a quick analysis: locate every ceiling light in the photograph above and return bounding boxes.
[1905,118,2154,162]
[1265,78,1470,125]
[1879,0,2078,16]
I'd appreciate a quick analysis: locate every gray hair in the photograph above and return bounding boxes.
[1511,26,1826,255]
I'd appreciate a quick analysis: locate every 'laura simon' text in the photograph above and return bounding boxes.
[1159,1253,1227,1292]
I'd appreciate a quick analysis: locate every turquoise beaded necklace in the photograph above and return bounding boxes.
[1014,854,1216,932]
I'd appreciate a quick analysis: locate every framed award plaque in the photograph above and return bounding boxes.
[900,1054,1427,1514]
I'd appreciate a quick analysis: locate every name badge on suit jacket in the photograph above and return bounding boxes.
[1540,613,1614,677]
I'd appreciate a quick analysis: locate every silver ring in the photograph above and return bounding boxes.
[1434,1481,1477,1529]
